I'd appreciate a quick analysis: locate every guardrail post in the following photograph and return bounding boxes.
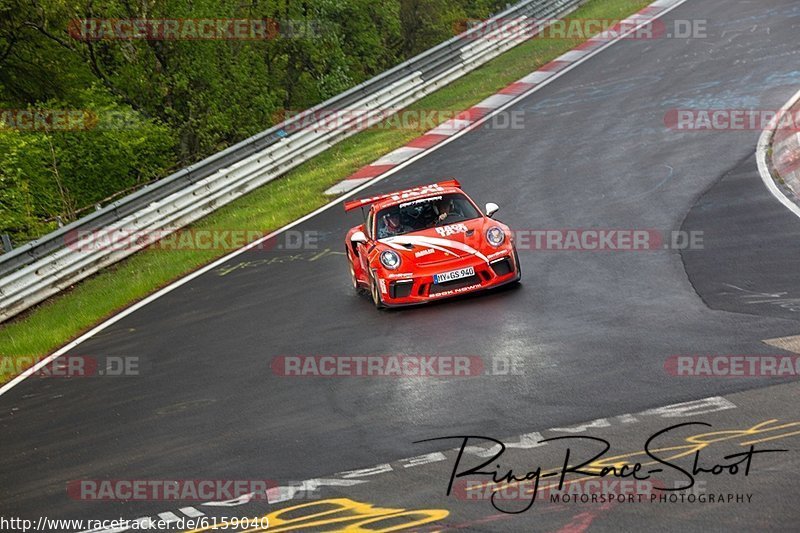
[1,234,12,253]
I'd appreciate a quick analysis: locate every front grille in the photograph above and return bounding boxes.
[490,258,513,276]
[428,275,480,295]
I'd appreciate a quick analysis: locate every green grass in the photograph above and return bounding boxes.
[0,0,651,383]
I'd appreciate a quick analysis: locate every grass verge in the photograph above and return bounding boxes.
[0,0,652,384]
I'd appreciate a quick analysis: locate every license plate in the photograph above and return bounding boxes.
[434,266,475,284]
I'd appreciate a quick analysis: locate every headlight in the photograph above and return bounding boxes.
[380,250,401,269]
[486,227,506,247]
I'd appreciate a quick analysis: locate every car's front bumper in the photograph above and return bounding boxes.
[377,250,520,307]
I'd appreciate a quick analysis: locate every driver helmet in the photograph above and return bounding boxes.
[384,212,402,231]
[436,198,454,216]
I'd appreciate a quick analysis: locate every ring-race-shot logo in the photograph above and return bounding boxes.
[455,477,752,505]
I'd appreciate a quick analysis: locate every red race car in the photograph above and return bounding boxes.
[344,179,521,308]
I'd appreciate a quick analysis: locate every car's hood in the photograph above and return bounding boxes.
[378,218,494,265]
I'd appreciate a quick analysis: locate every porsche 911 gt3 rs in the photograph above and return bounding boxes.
[344,179,521,308]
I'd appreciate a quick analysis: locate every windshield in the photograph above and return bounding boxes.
[375,192,481,239]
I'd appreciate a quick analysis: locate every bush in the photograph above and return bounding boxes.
[0,88,175,243]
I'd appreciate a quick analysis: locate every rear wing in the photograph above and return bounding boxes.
[343,179,461,212]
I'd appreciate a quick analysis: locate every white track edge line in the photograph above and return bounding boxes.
[756,87,800,219]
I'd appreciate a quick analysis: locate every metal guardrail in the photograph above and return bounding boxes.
[0,0,586,323]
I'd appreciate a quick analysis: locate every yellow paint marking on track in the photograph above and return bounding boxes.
[762,335,800,353]
[741,428,800,446]
[589,419,800,471]
[183,498,448,532]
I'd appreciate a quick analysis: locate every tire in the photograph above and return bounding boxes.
[350,260,367,295]
[370,271,386,309]
[512,247,522,284]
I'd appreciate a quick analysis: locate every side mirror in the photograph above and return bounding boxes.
[485,202,500,218]
[351,231,368,244]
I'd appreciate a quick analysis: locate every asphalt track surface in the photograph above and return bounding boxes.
[3,0,800,531]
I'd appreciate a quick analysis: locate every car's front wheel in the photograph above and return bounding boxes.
[349,259,367,295]
[370,271,386,309]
